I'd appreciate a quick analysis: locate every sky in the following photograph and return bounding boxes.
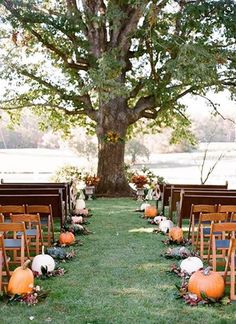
[183,90,236,119]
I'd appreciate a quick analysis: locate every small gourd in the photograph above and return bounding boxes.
[144,205,158,218]
[188,267,225,299]
[59,231,75,245]
[75,199,86,213]
[47,247,67,260]
[159,219,174,233]
[169,226,183,243]
[153,216,167,224]
[180,257,203,274]
[31,246,56,274]
[140,202,150,212]
[8,260,34,295]
[76,208,89,216]
[71,216,83,224]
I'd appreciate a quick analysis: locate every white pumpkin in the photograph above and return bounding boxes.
[71,216,83,224]
[75,199,86,213]
[159,219,174,233]
[31,246,55,274]
[153,216,167,225]
[180,257,204,275]
[140,203,150,211]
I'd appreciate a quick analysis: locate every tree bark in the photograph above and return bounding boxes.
[96,136,132,196]
[95,99,133,196]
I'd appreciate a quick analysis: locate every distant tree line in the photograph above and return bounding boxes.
[0,112,235,152]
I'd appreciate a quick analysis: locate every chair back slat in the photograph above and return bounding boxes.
[218,205,236,213]
[192,204,217,213]
[0,205,25,214]
[0,222,26,232]
[200,212,228,222]
[211,222,236,233]
[26,205,52,214]
[10,213,41,224]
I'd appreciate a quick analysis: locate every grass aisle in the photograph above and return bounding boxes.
[1,198,236,323]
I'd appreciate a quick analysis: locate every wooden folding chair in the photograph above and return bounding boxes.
[26,205,54,245]
[0,222,30,266]
[218,205,236,221]
[188,204,217,245]
[196,212,228,259]
[208,222,236,274]
[0,205,26,222]
[0,234,11,290]
[10,214,44,256]
[224,238,236,300]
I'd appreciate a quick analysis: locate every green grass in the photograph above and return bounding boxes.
[1,198,236,323]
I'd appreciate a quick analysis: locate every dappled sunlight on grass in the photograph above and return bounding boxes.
[129,227,155,233]
[135,262,164,271]
[111,287,150,297]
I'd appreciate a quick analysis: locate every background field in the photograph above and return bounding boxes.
[0,142,236,187]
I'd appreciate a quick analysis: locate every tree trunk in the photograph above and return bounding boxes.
[95,101,133,196]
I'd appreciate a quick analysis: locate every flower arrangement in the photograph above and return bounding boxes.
[131,174,148,188]
[51,165,82,183]
[84,174,100,186]
[104,131,124,143]
[127,165,166,190]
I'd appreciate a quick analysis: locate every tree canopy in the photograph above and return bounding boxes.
[0,0,235,195]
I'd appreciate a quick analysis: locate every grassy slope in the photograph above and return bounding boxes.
[1,198,236,324]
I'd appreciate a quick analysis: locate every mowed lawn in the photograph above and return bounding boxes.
[1,198,236,324]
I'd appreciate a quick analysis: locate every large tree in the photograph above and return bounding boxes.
[0,0,235,195]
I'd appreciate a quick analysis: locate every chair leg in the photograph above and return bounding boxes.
[47,220,51,246]
[230,252,236,300]
[0,251,2,292]
[200,228,204,259]
[212,237,217,271]
[51,217,55,243]
[21,236,25,266]
[36,230,39,255]
[191,217,195,245]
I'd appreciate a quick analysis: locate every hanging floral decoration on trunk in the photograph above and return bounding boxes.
[103,131,124,143]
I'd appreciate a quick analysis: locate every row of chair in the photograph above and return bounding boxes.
[188,204,236,244]
[188,204,236,300]
[0,204,54,291]
[0,204,54,245]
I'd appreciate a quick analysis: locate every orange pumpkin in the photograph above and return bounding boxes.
[169,227,183,243]
[59,231,75,245]
[144,206,157,218]
[8,260,34,295]
[188,267,225,299]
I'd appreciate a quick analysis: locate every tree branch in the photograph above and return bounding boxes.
[127,95,158,123]
[129,81,145,98]
[81,0,107,58]
[174,86,197,101]
[192,92,236,124]
[3,0,89,71]
[19,68,89,105]
[28,28,88,71]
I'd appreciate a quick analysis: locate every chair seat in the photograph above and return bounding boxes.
[17,229,37,237]
[203,228,222,235]
[4,239,22,248]
[215,239,230,249]
[194,220,211,225]
[40,218,49,225]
